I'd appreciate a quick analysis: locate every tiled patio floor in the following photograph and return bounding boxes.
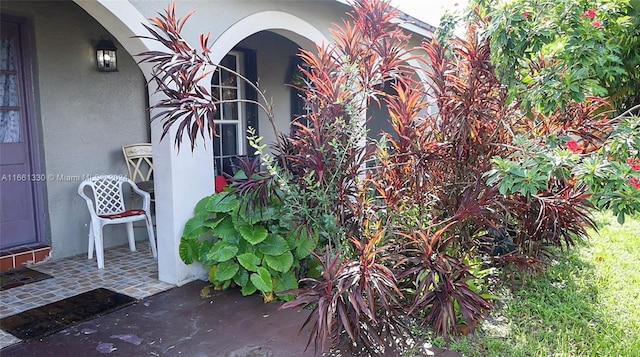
[0,245,174,349]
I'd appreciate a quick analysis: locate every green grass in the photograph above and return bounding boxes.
[442,212,640,357]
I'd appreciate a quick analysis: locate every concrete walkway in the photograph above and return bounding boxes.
[1,280,460,356]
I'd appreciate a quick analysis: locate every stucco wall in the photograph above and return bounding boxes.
[1,0,149,259]
[129,0,348,45]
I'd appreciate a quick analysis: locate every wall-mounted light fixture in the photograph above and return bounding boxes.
[96,38,117,72]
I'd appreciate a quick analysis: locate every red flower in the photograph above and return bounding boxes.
[566,140,581,153]
[630,177,640,189]
[582,8,597,19]
[523,12,530,19]
[628,158,640,171]
[591,20,603,28]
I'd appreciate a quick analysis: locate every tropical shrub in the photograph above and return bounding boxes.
[476,0,640,113]
[281,235,407,355]
[179,181,317,301]
[137,3,313,301]
[469,0,640,226]
[272,0,415,252]
[136,3,278,150]
[397,227,494,341]
[139,0,638,355]
[575,113,640,222]
[487,109,640,225]
[275,0,498,351]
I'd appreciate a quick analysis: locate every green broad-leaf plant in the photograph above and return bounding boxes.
[179,183,318,302]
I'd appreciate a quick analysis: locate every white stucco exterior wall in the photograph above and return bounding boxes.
[75,0,214,285]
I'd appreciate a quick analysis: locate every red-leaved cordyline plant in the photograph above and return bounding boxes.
[282,232,407,355]
[136,2,277,151]
[402,8,604,267]
[275,0,421,353]
[274,0,418,240]
[397,225,493,341]
[369,9,518,260]
[278,0,497,352]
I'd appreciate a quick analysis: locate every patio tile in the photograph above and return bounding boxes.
[0,303,19,317]
[0,331,20,349]
[0,245,174,350]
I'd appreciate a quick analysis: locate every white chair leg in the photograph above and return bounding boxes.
[126,222,136,252]
[95,224,105,269]
[88,222,95,259]
[145,215,158,258]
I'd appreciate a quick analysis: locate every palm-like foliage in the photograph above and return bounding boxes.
[275,0,415,237]
[281,232,407,355]
[136,3,275,150]
[398,226,493,340]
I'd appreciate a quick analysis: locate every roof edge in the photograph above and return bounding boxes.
[334,0,436,38]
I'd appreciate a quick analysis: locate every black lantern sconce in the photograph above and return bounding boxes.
[96,38,117,72]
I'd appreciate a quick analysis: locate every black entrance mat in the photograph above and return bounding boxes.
[0,267,53,291]
[0,288,137,340]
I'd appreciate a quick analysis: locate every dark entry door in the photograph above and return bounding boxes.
[0,16,42,249]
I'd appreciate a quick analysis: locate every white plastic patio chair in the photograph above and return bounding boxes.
[78,175,157,269]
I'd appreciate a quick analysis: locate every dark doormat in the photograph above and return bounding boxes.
[0,288,137,341]
[0,267,53,291]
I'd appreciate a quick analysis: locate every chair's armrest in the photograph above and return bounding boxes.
[77,183,98,218]
[130,183,152,212]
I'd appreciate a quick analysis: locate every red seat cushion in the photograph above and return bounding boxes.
[98,209,146,219]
